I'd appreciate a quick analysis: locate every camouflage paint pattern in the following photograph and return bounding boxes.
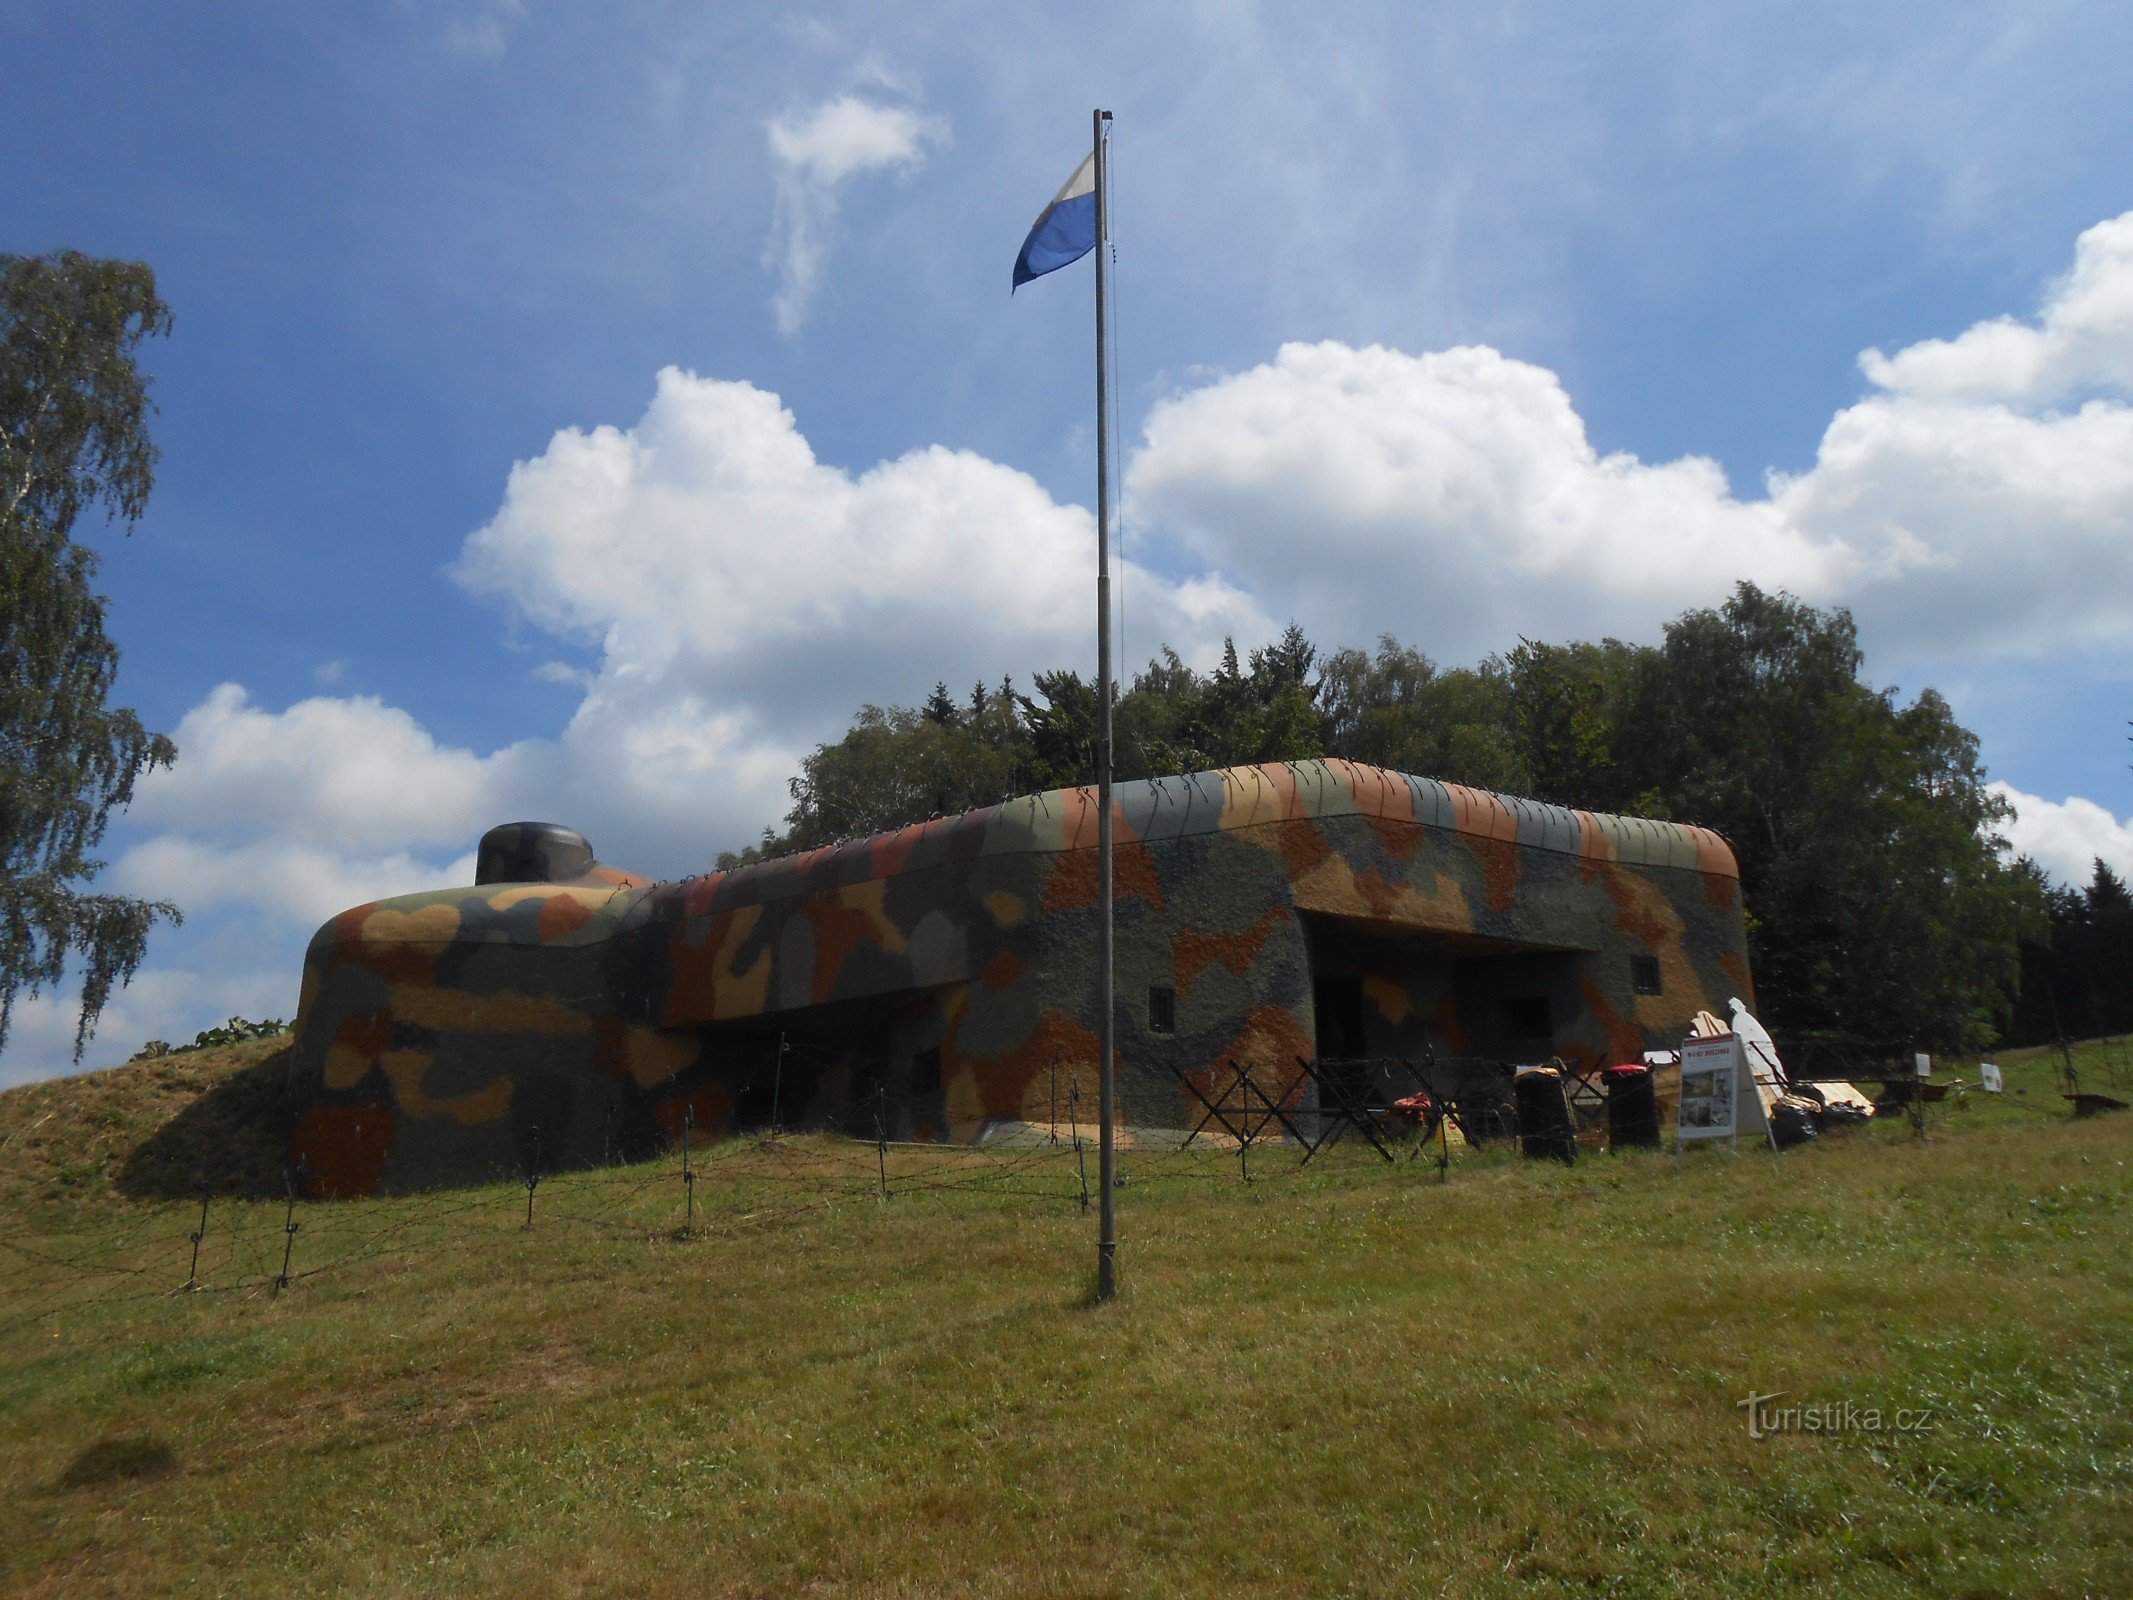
[286,759,1751,1195]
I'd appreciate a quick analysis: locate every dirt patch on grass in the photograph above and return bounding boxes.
[56,1435,180,1491]
[253,1335,614,1464]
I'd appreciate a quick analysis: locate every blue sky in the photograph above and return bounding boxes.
[5,0,2132,1079]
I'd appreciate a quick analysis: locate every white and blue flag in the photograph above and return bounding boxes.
[1012,151,1098,290]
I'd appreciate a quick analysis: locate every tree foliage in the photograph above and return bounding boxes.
[1,251,180,1058]
[2006,858,2133,1045]
[731,681,1032,863]
[1623,589,2036,1051]
[729,585,2040,1052]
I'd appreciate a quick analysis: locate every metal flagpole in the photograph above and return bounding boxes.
[1092,106,1118,1303]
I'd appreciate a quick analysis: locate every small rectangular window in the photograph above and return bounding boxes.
[1630,955,1663,997]
[1148,985,1177,1034]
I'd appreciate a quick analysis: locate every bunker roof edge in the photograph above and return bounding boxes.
[305,756,1739,952]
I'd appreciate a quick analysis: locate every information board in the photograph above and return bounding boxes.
[1678,1035,1742,1141]
[1677,1033,1772,1150]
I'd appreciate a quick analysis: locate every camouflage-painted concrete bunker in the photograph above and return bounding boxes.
[286,759,1754,1196]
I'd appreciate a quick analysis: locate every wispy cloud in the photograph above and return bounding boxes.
[441,0,526,59]
[764,93,947,337]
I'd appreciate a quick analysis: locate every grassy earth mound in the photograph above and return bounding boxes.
[0,1035,294,1210]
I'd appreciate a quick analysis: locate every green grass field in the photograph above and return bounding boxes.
[1,1036,2128,1598]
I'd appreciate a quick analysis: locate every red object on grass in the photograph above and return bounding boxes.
[1390,1091,1436,1124]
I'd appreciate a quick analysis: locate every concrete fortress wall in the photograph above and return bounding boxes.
[286,759,1752,1196]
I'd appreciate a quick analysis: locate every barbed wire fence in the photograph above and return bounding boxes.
[18,1028,2047,1335]
[0,1093,1320,1341]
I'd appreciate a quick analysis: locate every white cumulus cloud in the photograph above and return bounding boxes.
[114,838,481,930]
[765,94,947,337]
[1128,208,2133,664]
[108,684,524,944]
[1859,213,2133,404]
[452,365,1263,864]
[1992,783,2133,889]
[126,684,526,854]
[453,365,1264,729]
[1129,340,1858,655]
[458,369,1104,668]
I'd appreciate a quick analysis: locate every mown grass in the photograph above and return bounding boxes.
[0,1043,2127,1598]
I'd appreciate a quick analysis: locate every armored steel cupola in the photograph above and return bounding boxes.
[474,821,595,886]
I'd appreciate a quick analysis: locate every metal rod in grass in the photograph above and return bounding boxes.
[680,1105,696,1235]
[772,1031,789,1139]
[1071,1078,1090,1213]
[875,1083,890,1199]
[523,1127,542,1228]
[275,1161,304,1292]
[182,1178,209,1292]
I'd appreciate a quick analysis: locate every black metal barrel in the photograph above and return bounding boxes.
[1514,1068,1577,1164]
[1604,1064,1662,1150]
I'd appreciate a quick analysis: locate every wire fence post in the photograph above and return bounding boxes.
[275,1162,303,1292]
[1238,1066,1254,1184]
[1071,1078,1090,1213]
[523,1127,541,1228]
[1049,1053,1059,1146]
[680,1105,696,1235]
[773,1031,789,1139]
[182,1180,208,1292]
[875,1083,890,1199]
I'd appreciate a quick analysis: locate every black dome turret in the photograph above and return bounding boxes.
[475,822,595,886]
